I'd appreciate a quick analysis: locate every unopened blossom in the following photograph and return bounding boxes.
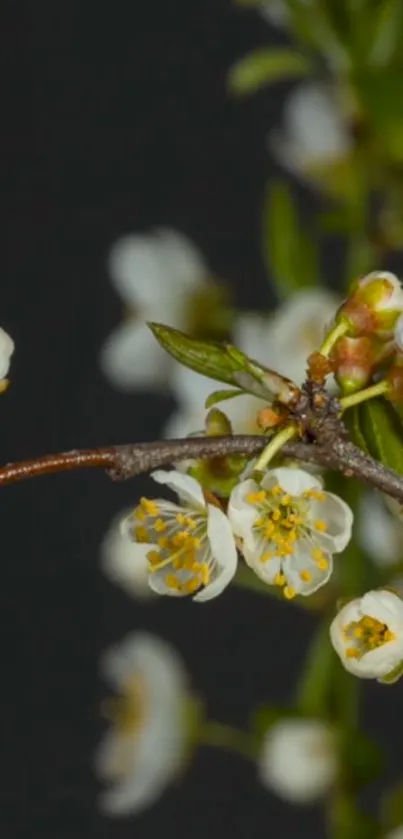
[268,83,352,185]
[259,718,337,803]
[96,632,188,815]
[121,470,238,601]
[100,510,154,599]
[330,590,403,681]
[228,467,353,599]
[337,271,403,342]
[100,229,210,391]
[0,327,14,381]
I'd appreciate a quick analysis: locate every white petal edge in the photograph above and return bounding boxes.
[151,469,206,510]
[193,504,238,602]
[261,467,322,496]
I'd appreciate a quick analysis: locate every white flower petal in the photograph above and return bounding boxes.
[151,469,206,510]
[193,504,238,602]
[282,543,332,596]
[361,589,403,631]
[101,512,153,599]
[261,466,322,496]
[99,319,170,390]
[357,492,401,566]
[0,327,14,379]
[227,479,261,549]
[243,550,281,585]
[308,492,353,552]
[330,592,403,679]
[155,229,207,294]
[259,718,337,804]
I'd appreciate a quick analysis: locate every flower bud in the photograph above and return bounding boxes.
[336,271,403,342]
[333,335,393,394]
[205,407,232,436]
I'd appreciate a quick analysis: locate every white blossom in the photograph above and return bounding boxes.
[259,718,337,803]
[330,590,403,681]
[99,229,208,391]
[121,470,238,601]
[100,509,154,599]
[268,83,352,183]
[166,292,338,439]
[357,492,403,567]
[0,328,14,380]
[228,467,353,599]
[96,632,188,816]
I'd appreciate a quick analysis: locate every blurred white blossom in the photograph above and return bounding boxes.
[99,229,208,391]
[357,492,403,567]
[385,827,403,839]
[330,590,403,681]
[96,632,188,816]
[166,291,338,438]
[268,83,352,183]
[100,509,154,599]
[121,470,238,601]
[0,327,14,381]
[259,718,337,803]
[228,467,353,599]
[260,0,311,28]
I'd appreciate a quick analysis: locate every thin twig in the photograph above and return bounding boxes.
[0,436,402,502]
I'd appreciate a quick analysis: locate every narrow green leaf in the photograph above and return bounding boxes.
[355,70,403,162]
[340,728,384,788]
[366,0,403,67]
[228,48,311,96]
[204,388,243,409]
[359,397,403,476]
[149,322,299,404]
[262,180,318,296]
[343,405,370,454]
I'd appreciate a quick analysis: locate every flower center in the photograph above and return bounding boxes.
[343,615,396,660]
[102,675,148,736]
[133,497,211,595]
[246,485,329,598]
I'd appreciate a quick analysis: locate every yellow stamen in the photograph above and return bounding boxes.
[346,647,360,658]
[182,578,202,595]
[246,490,267,504]
[272,509,281,522]
[140,497,160,516]
[304,489,325,501]
[261,552,273,563]
[274,573,286,586]
[283,585,296,600]
[314,520,328,532]
[165,574,181,590]
[134,526,149,542]
[157,536,169,548]
[312,547,329,570]
[154,518,167,532]
[299,569,312,583]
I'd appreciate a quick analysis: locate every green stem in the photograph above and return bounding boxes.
[339,379,388,411]
[253,424,298,472]
[296,617,334,717]
[319,321,349,357]
[200,721,257,761]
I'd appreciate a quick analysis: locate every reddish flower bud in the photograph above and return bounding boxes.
[336,271,403,342]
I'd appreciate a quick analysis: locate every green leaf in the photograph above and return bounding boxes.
[343,405,370,454]
[358,397,403,475]
[262,180,319,297]
[355,70,403,162]
[296,618,335,717]
[228,48,311,96]
[149,322,299,403]
[204,388,244,409]
[366,0,403,67]
[340,728,384,788]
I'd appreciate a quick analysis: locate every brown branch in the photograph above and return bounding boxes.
[0,435,403,502]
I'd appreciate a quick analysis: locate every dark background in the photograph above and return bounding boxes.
[1,1,401,837]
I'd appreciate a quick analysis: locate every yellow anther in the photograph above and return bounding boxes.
[346,647,360,659]
[171,530,191,547]
[264,521,275,538]
[147,550,161,567]
[287,531,298,544]
[135,507,146,522]
[279,494,292,506]
[246,490,267,504]
[283,585,296,600]
[353,626,364,638]
[299,569,312,583]
[274,572,286,586]
[140,498,160,516]
[314,520,328,532]
[304,489,325,501]
[384,629,396,643]
[134,526,149,543]
[272,509,281,522]
[261,552,273,563]
[182,578,202,595]
[154,518,167,532]
[269,485,282,497]
[312,548,329,570]
[157,536,169,549]
[201,563,210,586]
[165,574,181,590]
